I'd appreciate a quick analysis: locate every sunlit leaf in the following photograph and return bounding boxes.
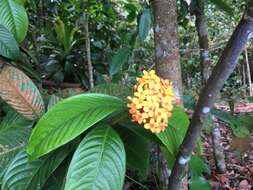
[27,94,125,160]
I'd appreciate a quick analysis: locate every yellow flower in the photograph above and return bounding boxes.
[127,70,176,133]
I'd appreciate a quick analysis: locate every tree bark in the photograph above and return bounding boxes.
[245,48,253,96]
[195,0,212,83]
[168,2,253,190]
[152,1,184,189]
[84,13,94,89]
[152,0,183,99]
[212,126,226,173]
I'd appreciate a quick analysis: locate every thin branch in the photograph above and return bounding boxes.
[244,48,253,96]
[168,2,253,190]
[125,175,149,190]
[42,80,83,89]
[84,13,94,89]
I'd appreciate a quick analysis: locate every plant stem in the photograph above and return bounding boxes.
[84,13,94,89]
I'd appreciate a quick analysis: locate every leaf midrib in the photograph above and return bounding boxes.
[37,104,121,138]
[91,127,109,189]
[29,105,122,158]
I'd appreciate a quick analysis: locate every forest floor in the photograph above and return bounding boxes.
[204,102,253,190]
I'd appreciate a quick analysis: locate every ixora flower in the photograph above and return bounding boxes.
[127,70,176,133]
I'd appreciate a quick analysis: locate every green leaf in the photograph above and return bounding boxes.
[0,127,31,182]
[208,0,233,16]
[0,24,21,60]
[183,95,196,110]
[27,94,125,160]
[233,125,250,138]
[88,83,132,101]
[0,65,45,120]
[212,109,252,138]
[119,120,162,145]
[189,176,211,190]
[42,160,69,190]
[0,0,28,42]
[248,96,253,103]
[189,156,210,176]
[55,17,77,52]
[109,47,131,76]
[15,0,26,6]
[27,147,71,190]
[157,107,189,166]
[211,108,235,124]
[237,114,253,133]
[2,147,70,190]
[64,126,126,190]
[138,9,152,41]
[0,110,31,130]
[115,125,150,177]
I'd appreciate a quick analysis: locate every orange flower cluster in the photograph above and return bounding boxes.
[127,70,176,133]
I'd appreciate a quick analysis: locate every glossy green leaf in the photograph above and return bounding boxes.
[2,147,70,190]
[64,126,126,190]
[119,119,162,145]
[0,24,21,60]
[189,156,210,176]
[27,147,71,190]
[115,125,150,177]
[157,107,189,165]
[189,176,211,190]
[27,94,125,160]
[0,0,28,42]
[42,160,69,190]
[109,47,131,76]
[138,9,152,41]
[0,110,31,130]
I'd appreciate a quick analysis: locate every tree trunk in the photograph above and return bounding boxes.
[195,0,212,84]
[84,13,94,89]
[168,2,253,189]
[152,0,183,99]
[152,1,184,189]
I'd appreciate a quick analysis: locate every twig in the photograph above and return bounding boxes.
[84,13,94,88]
[244,48,253,96]
[168,2,253,190]
[125,175,149,190]
[42,80,83,89]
